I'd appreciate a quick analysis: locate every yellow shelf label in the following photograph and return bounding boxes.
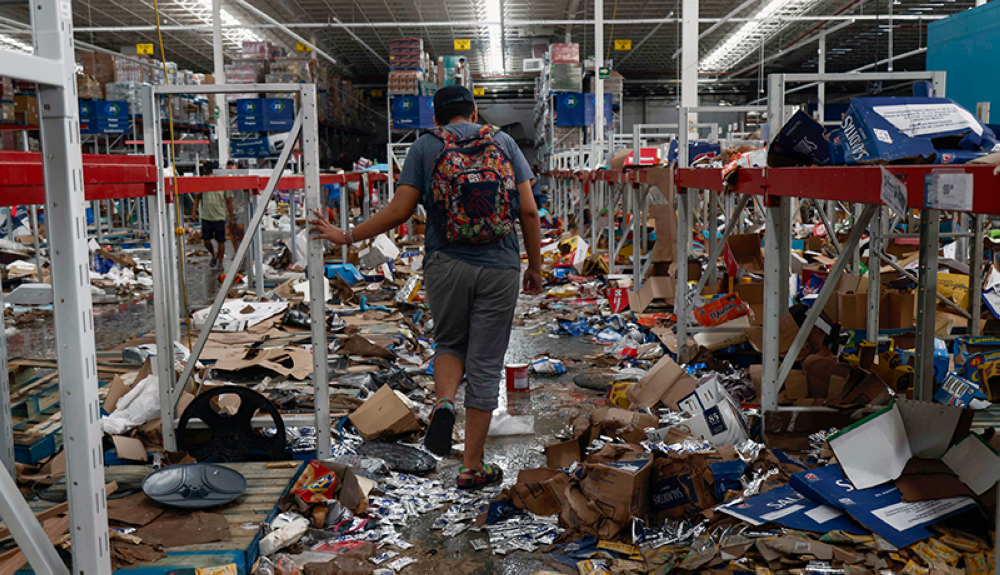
[454,39,471,51]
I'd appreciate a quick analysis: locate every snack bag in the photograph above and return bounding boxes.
[292,461,338,504]
[693,293,751,327]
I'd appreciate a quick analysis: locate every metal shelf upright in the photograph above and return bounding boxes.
[0,0,120,572]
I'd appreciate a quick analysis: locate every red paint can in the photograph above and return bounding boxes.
[505,363,530,392]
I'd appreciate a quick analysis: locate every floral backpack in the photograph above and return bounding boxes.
[428,125,517,244]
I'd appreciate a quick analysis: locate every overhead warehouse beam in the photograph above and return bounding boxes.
[72,14,948,33]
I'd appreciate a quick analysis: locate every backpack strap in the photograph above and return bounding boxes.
[427,127,458,146]
[478,125,501,137]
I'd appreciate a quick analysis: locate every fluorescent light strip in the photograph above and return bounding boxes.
[482,0,503,73]
[700,0,825,72]
[174,0,262,51]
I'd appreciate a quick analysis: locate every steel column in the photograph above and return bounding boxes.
[707,190,718,284]
[289,189,297,262]
[30,205,42,281]
[212,0,229,165]
[971,214,984,336]
[761,199,783,413]
[144,86,179,453]
[866,207,882,342]
[35,0,112,568]
[915,209,940,401]
[301,86,331,456]
[253,194,265,297]
[675,190,690,354]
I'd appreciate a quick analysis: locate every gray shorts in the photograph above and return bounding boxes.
[424,251,520,412]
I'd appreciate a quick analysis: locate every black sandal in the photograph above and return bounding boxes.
[424,398,455,456]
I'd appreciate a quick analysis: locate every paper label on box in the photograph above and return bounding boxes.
[925,172,973,211]
[880,167,908,217]
[870,497,974,531]
[874,128,894,144]
[873,103,983,137]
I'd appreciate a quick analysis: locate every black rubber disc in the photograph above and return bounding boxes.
[177,386,286,462]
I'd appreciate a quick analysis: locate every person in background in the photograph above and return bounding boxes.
[191,186,234,270]
[226,159,248,252]
[310,85,542,490]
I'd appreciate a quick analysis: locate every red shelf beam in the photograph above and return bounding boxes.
[0,151,157,206]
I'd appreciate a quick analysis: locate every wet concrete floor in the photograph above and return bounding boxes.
[8,237,612,574]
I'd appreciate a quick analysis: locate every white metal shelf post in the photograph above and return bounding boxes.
[0,0,113,572]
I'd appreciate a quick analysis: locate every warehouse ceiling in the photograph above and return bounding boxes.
[0,0,982,100]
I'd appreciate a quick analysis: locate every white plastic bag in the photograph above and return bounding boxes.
[488,412,535,436]
[101,374,160,435]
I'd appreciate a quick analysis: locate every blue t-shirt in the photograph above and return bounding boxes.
[398,123,534,270]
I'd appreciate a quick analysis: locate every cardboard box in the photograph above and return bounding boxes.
[727,233,765,275]
[822,272,867,322]
[347,384,421,441]
[579,457,652,525]
[628,276,675,313]
[886,289,917,329]
[625,356,699,410]
[735,283,764,326]
[13,95,38,125]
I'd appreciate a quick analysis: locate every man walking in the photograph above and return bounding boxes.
[191,188,234,269]
[225,159,248,252]
[310,85,542,489]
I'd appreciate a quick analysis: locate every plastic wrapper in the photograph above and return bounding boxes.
[595,328,623,343]
[531,357,567,375]
[100,374,160,435]
[293,461,339,504]
[694,293,752,327]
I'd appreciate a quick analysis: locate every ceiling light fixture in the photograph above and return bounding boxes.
[699,0,825,72]
[174,0,262,51]
[481,0,504,73]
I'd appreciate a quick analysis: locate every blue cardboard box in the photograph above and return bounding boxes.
[666,140,722,165]
[555,93,613,127]
[324,263,364,286]
[837,97,996,164]
[392,96,435,129]
[767,110,834,166]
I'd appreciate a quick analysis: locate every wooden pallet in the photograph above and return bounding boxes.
[10,375,110,464]
[14,462,305,575]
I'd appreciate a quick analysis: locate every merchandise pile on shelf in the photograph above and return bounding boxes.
[386,37,470,96]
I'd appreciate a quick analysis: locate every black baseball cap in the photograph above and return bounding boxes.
[434,85,475,109]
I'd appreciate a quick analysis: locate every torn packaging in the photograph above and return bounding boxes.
[829,399,995,494]
[505,468,570,516]
[624,356,699,410]
[648,454,718,523]
[590,407,659,443]
[212,346,313,380]
[280,461,367,516]
[789,464,978,549]
[579,457,652,529]
[727,233,765,275]
[718,485,865,534]
[347,384,421,441]
[335,334,396,360]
